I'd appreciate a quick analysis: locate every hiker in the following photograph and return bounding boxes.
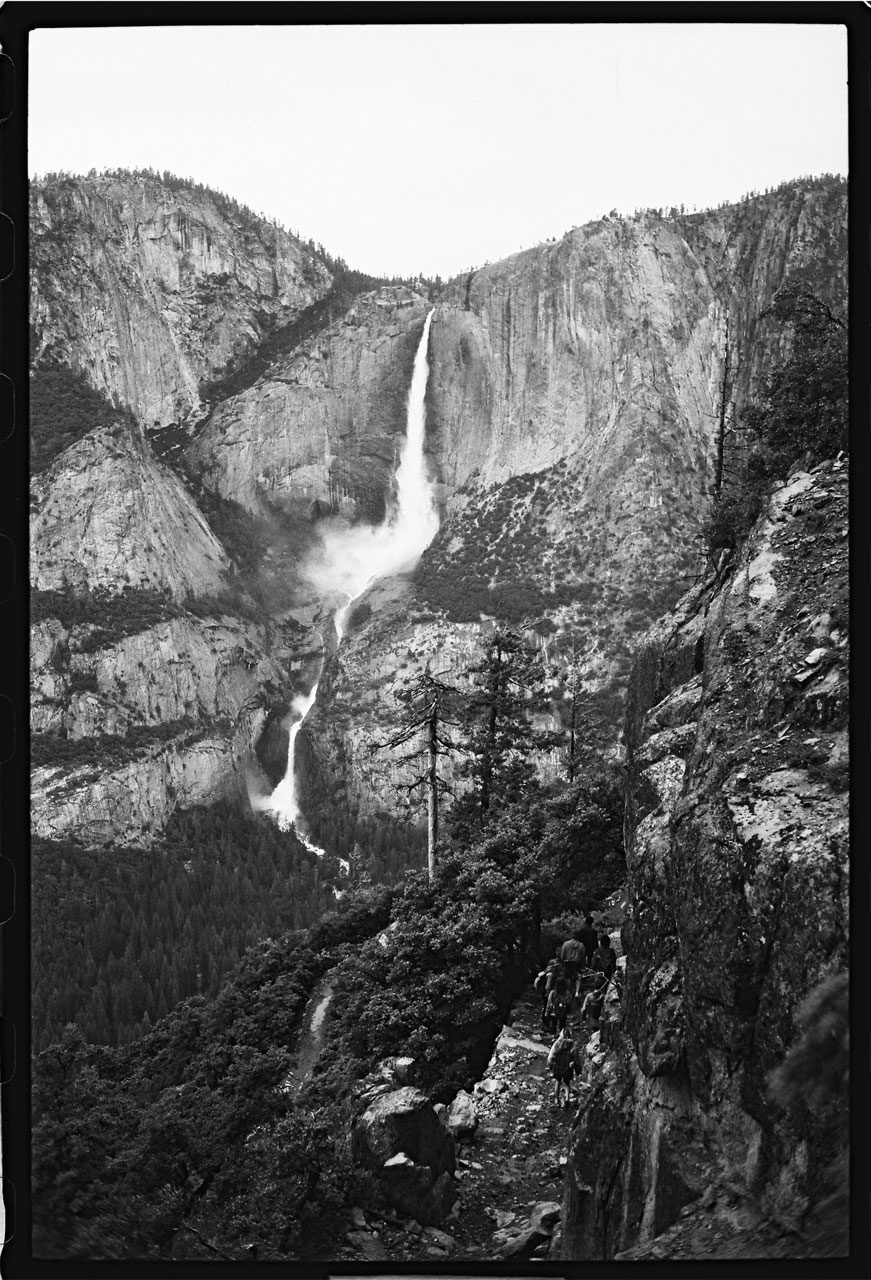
[545,976,572,1034]
[547,1025,580,1106]
[591,933,617,981]
[579,914,599,966]
[534,959,561,1029]
[581,976,609,1027]
[559,932,586,992]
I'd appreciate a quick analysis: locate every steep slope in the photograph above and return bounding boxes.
[561,456,849,1259]
[30,419,231,600]
[187,285,431,521]
[27,171,336,840]
[297,180,846,824]
[30,170,332,428]
[28,174,846,849]
[27,366,303,845]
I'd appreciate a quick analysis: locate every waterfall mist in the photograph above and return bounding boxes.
[254,309,439,843]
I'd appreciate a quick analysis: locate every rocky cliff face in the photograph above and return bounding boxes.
[31,419,231,600]
[30,171,331,428]
[561,457,849,1259]
[29,173,846,847]
[31,607,294,845]
[187,286,430,521]
[299,182,845,820]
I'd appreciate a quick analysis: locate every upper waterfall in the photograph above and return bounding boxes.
[258,308,439,838]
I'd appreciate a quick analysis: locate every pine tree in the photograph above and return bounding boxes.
[563,635,593,784]
[380,664,465,878]
[460,629,554,819]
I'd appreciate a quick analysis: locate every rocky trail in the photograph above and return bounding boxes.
[336,987,594,1264]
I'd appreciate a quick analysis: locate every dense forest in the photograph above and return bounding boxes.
[32,802,344,1052]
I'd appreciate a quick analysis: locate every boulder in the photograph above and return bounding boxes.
[376,1055,415,1085]
[446,1089,478,1141]
[498,1227,551,1260]
[529,1200,562,1233]
[345,1230,389,1261]
[352,1086,455,1177]
[474,1076,505,1095]
[380,1153,458,1226]
[422,1226,455,1250]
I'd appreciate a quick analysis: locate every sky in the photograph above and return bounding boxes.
[28,23,848,280]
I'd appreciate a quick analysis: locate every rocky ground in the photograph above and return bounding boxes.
[335,987,597,1264]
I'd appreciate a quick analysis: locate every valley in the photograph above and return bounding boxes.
[27,168,849,1263]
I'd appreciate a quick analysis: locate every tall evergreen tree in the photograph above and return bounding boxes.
[459,628,554,821]
[380,665,465,879]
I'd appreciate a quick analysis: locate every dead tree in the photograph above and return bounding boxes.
[380,665,465,880]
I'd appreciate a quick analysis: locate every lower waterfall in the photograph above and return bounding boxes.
[257,308,439,851]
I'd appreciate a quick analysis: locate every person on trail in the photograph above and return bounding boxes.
[534,959,560,1028]
[545,977,572,1034]
[591,933,617,981]
[581,976,610,1027]
[579,915,599,966]
[547,1026,581,1106]
[559,933,586,991]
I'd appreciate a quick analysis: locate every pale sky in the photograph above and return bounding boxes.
[28,23,848,280]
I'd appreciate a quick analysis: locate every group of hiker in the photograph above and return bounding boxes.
[537,917,621,1106]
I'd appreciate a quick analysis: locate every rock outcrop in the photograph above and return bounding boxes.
[31,421,230,600]
[31,171,331,428]
[561,457,849,1259]
[31,721,261,847]
[31,612,284,739]
[353,1087,457,1225]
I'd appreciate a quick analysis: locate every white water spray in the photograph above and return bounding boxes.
[256,310,438,848]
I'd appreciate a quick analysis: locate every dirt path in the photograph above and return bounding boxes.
[448,988,585,1260]
[344,987,590,1263]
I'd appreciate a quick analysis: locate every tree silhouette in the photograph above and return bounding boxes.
[459,629,555,821]
[380,664,465,878]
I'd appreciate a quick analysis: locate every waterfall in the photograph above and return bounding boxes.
[257,309,438,850]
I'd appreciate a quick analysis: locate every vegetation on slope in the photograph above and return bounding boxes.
[707,280,848,553]
[32,649,626,1260]
[313,767,625,1106]
[32,885,394,1260]
[31,801,346,1053]
[31,365,137,473]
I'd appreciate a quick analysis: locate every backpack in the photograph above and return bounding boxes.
[548,1037,575,1078]
[548,990,570,1017]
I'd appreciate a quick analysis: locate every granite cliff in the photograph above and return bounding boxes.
[295,181,846,820]
[29,172,846,846]
[30,170,332,429]
[561,456,849,1259]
